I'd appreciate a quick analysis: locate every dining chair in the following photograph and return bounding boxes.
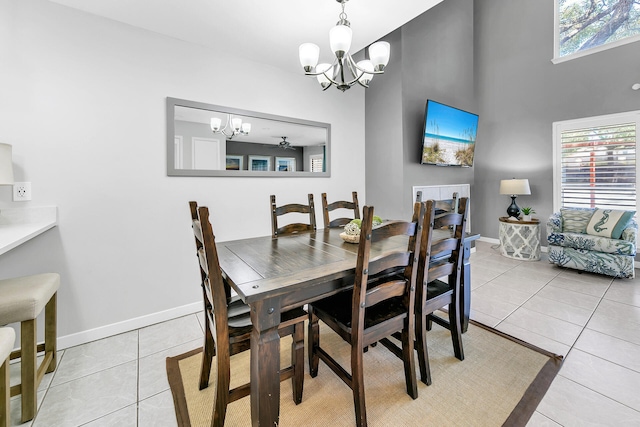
[414,197,468,385]
[307,202,425,427]
[270,193,317,237]
[188,201,307,426]
[0,327,15,427]
[415,190,459,216]
[0,273,59,423]
[321,191,360,228]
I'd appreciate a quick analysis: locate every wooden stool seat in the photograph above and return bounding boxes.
[0,273,59,423]
[0,327,16,427]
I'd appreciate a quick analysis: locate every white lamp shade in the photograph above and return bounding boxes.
[316,63,333,87]
[299,43,320,68]
[231,117,242,131]
[357,60,374,85]
[0,143,14,185]
[210,117,222,132]
[499,179,531,195]
[369,41,390,69]
[241,123,251,133]
[329,24,352,55]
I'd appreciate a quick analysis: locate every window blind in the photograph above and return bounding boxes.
[560,122,636,209]
[310,155,324,173]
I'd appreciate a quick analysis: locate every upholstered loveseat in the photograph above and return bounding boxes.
[547,207,637,278]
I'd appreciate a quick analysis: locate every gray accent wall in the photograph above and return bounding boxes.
[474,0,640,239]
[366,0,476,222]
[366,0,640,239]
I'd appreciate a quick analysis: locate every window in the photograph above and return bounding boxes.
[553,111,640,212]
[554,0,640,62]
[310,154,324,173]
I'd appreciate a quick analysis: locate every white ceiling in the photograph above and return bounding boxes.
[48,0,443,73]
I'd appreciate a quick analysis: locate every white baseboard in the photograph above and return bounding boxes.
[57,301,201,350]
[478,236,499,245]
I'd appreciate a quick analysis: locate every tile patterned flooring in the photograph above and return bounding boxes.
[7,240,640,426]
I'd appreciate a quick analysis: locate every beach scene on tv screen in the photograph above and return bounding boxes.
[422,101,478,167]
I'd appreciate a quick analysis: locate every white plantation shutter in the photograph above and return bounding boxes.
[554,111,640,211]
[310,154,324,172]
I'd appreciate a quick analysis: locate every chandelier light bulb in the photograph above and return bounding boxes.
[299,43,320,72]
[210,117,222,132]
[241,123,251,134]
[357,60,374,86]
[632,83,640,90]
[369,41,390,71]
[231,117,242,132]
[316,63,333,89]
[329,24,352,58]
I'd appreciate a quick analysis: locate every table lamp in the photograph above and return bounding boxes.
[499,178,530,219]
[0,143,14,186]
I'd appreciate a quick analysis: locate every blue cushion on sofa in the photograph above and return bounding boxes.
[585,209,635,239]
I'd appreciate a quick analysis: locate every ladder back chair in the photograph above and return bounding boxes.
[189,201,307,426]
[270,193,317,238]
[415,198,468,385]
[415,190,459,217]
[307,203,425,427]
[321,191,360,228]
[0,273,59,423]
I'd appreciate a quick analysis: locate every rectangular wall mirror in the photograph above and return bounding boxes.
[167,97,331,177]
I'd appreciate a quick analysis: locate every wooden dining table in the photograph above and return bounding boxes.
[216,227,480,426]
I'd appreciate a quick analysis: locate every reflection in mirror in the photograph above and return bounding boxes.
[167,97,331,177]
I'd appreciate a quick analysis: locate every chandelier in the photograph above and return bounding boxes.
[298,0,390,92]
[210,115,251,140]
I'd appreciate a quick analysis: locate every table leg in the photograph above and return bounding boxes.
[250,299,282,427]
[461,239,472,333]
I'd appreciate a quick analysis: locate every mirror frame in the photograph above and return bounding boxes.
[166,97,331,177]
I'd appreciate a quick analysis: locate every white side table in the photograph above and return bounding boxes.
[498,217,540,261]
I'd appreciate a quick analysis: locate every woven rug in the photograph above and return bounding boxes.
[167,321,562,426]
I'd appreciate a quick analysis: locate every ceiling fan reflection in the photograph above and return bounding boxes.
[273,136,296,150]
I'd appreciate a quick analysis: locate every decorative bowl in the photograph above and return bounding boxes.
[339,232,360,244]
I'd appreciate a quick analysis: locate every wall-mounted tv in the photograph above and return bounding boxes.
[421,100,479,167]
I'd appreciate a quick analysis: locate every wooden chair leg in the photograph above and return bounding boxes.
[426,315,433,331]
[45,293,57,373]
[212,349,231,427]
[415,311,432,386]
[199,320,215,390]
[401,319,418,399]
[351,344,367,427]
[0,357,9,427]
[448,303,464,361]
[291,322,304,404]
[21,319,37,423]
[308,308,320,377]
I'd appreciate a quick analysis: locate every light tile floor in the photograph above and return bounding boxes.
[6,241,640,426]
[471,241,640,426]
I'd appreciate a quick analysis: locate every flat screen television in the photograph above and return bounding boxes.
[420,100,479,167]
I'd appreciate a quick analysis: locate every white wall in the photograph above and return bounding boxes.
[0,0,366,347]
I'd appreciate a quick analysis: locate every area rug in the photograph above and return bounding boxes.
[167,321,562,427]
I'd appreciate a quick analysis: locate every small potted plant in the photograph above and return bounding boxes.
[340,216,383,243]
[520,207,536,222]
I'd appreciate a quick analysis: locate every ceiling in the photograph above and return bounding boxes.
[48,0,444,73]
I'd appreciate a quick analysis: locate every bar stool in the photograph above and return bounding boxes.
[1,327,16,427]
[0,273,59,423]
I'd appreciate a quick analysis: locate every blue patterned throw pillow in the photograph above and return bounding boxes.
[560,208,595,233]
[585,209,635,239]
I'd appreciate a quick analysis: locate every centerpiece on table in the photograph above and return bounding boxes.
[339,216,383,243]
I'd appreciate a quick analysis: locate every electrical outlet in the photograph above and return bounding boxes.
[13,182,32,201]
